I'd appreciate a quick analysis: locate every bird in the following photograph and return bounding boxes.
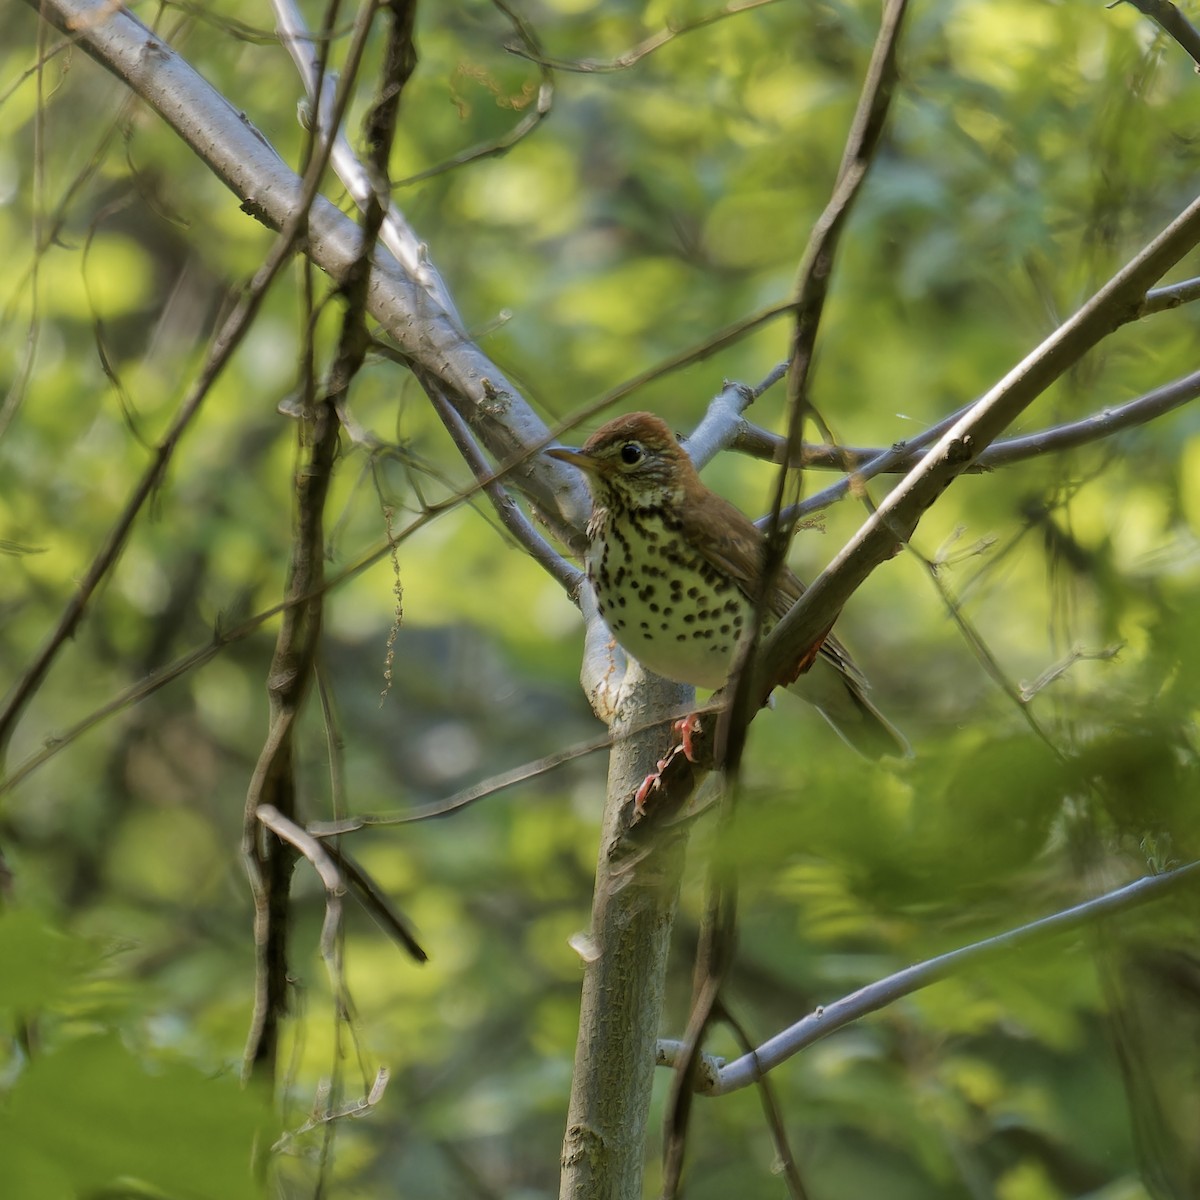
[547,411,907,761]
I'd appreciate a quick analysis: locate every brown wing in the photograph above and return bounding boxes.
[678,487,870,687]
[676,487,766,596]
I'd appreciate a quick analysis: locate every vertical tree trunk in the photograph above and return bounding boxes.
[559,669,693,1200]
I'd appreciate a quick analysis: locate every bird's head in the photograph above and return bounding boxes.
[547,412,696,510]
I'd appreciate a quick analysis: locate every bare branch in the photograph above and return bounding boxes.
[0,23,346,761]
[657,860,1200,1096]
[241,325,341,1084]
[661,844,737,1199]
[257,803,345,906]
[303,700,721,837]
[733,368,1200,483]
[909,542,1065,756]
[1019,644,1123,703]
[1141,274,1200,314]
[241,0,397,1089]
[718,1003,809,1200]
[273,1068,391,1150]
[755,186,1200,706]
[1121,0,1200,68]
[682,362,788,471]
[272,0,465,324]
[323,844,427,963]
[423,374,580,593]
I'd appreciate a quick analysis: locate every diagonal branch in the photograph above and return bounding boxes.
[657,859,1200,1096]
[0,4,358,764]
[628,186,1200,821]
[735,370,1200,484]
[755,185,1200,704]
[666,6,910,1191]
[1122,0,1200,67]
[25,0,595,536]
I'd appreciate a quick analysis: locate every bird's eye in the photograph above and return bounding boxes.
[620,442,644,466]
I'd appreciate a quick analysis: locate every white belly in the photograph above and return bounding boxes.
[586,512,748,690]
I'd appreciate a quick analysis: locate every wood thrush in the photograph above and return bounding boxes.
[548,411,907,760]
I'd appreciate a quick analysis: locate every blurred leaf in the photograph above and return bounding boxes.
[0,1036,272,1200]
[3,0,1200,1194]
[0,911,95,1013]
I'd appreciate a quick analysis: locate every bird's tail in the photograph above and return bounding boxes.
[789,655,910,760]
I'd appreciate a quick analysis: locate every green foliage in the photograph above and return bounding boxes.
[0,916,273,1200]
[1,1033,272,1200]
[0,910,97,1012]
[3,0,1200,1196]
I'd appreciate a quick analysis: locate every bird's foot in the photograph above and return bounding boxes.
[632,715,703,817]
[634,760,669,816]
[673,713,702,762]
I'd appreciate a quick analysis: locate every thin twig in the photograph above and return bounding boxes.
[324,844,428,962]
[243,0,407,1084]
[1019,644,1123,702]
[1141,274,1200,313]
[909,544,1065,756]
[719,1002,809,1200]
[735,368,1200,485]
[273,1068,390,1149]
[392,0,552,186]
[661,837,738,1198]
[257,804,346,964]
[306,703,720,836]
[504,0,784,72]
[423,373,580,592]
[657,859,1200,1095]
[0,35,349,763]
[683,362,788,471]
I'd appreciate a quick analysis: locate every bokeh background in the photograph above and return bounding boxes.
[3,0,1200,1196]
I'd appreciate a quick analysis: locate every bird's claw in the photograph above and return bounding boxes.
[632,715,703,817]
[634,759,670,815]
[673,713,702,762]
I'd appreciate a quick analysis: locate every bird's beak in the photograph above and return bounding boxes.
[546,445,598,475]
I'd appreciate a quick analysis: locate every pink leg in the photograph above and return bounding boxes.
[634,754,672,816]
[674,713,702,762]
[632,715,703,817]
